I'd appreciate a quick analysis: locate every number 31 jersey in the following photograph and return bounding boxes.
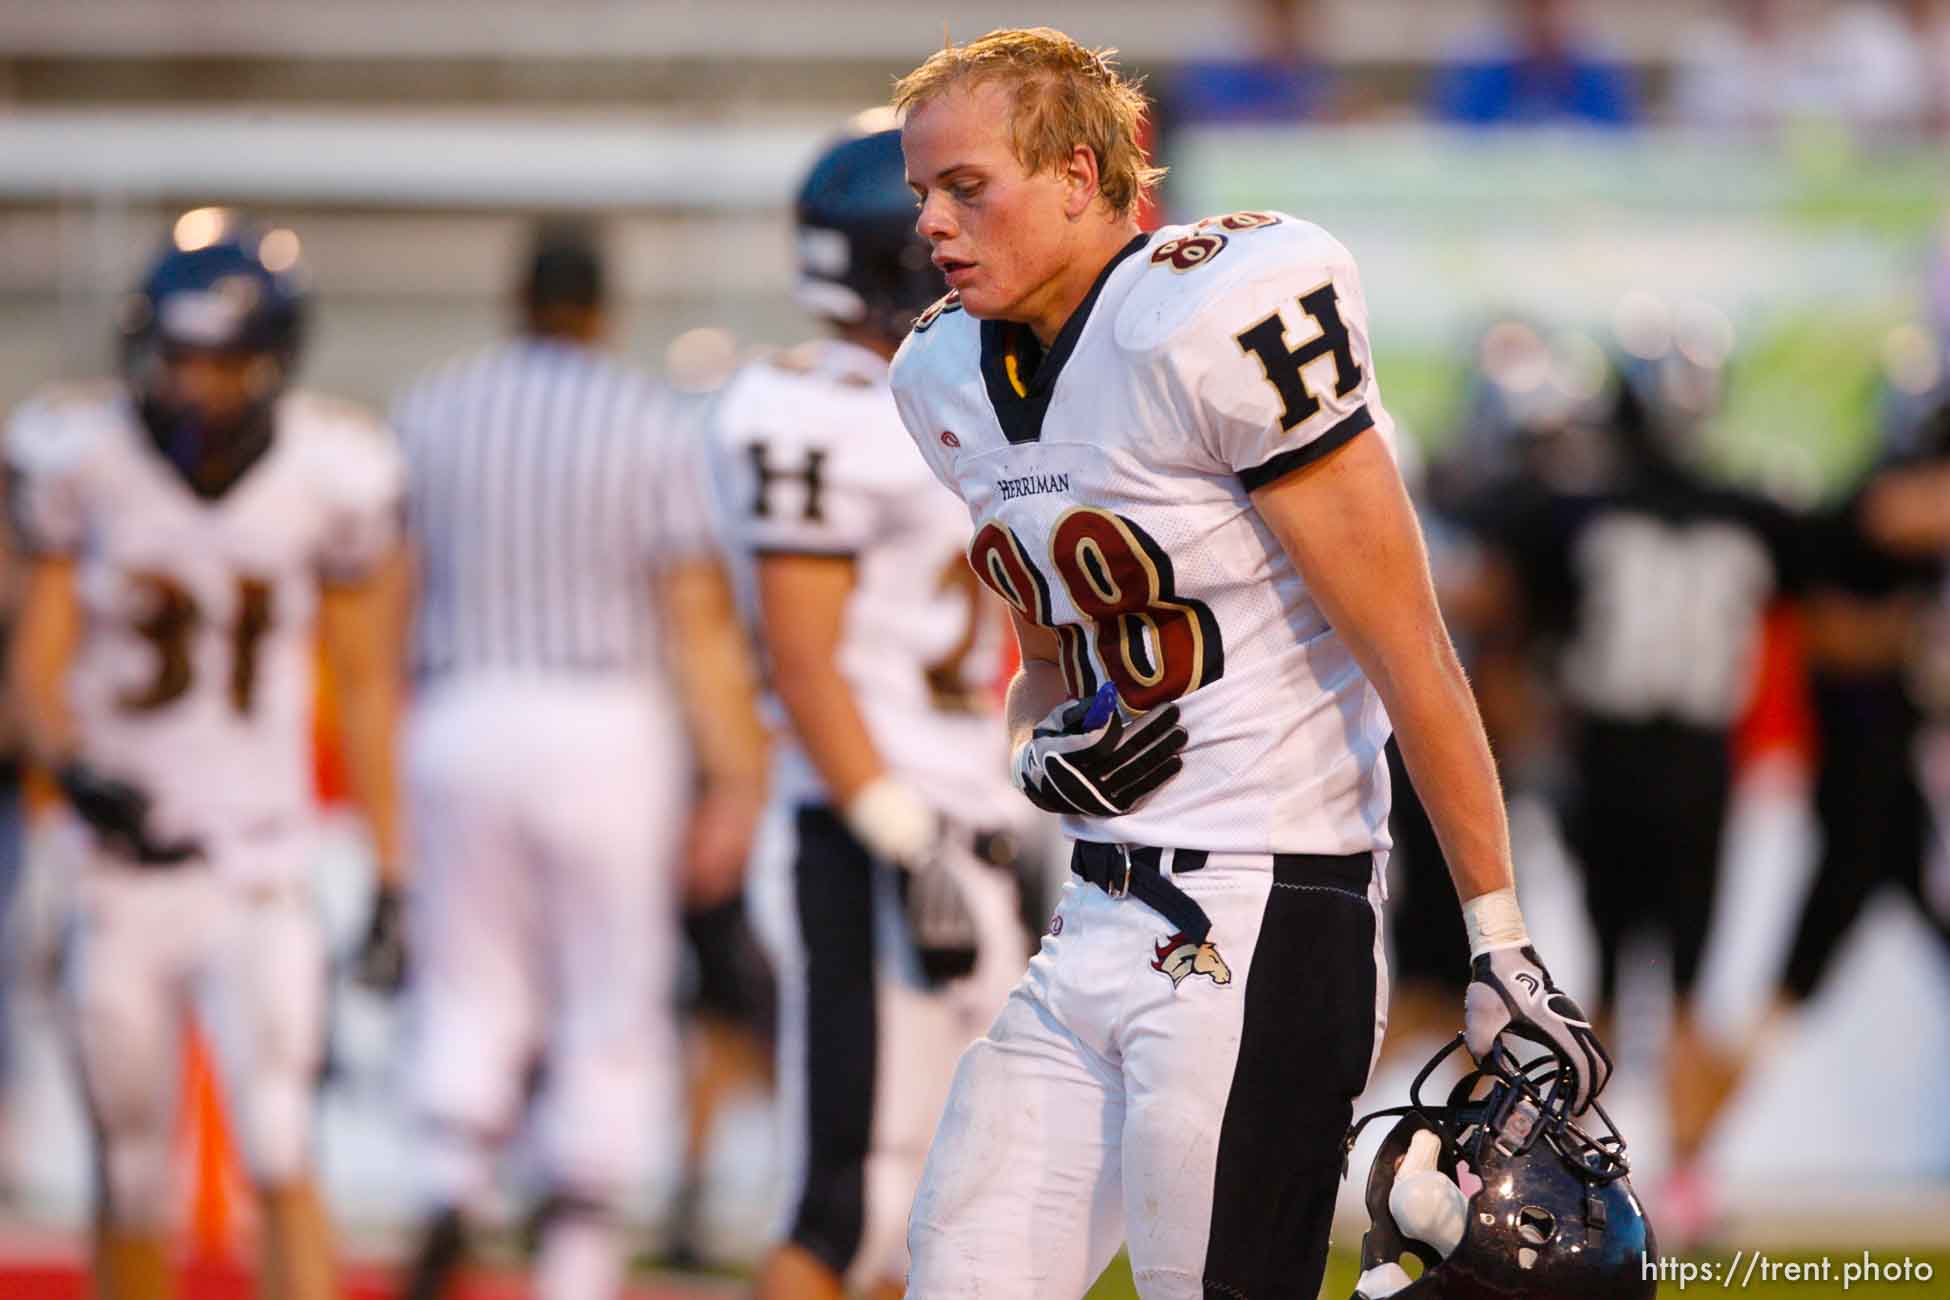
[891,213,1397,857]
[6,384,404,877]
[706,339,1017,827]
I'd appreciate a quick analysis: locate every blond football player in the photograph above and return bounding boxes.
[887,30,1612,1297]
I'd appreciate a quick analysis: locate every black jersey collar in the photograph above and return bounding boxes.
[979,231,1152,445]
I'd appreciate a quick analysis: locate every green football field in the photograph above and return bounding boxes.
[1082,1247,1950,1297]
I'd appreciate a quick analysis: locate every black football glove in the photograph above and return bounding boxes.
[57,761,202,866]
[1011,683,1186,817]
[353,883,409,995]
[1464,944,1612,1116]
[897,858,980,986]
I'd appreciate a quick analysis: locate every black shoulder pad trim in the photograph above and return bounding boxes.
[1238,404,1373,493]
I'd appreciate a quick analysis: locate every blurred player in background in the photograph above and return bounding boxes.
[1391,318,1620,1062]
[707,120,1032,1300]
[1459,338,1807,1242]
[1772,371,1950,1043]
[1380,318,1601,1064]
[390,224,766,1300]
[5,210,407,1300]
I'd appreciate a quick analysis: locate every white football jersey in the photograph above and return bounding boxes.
[707,338,1017,828]
[890,212,1397,856]
[7,384,404,878]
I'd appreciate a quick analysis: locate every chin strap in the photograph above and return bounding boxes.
[1341,1103,1418,1180]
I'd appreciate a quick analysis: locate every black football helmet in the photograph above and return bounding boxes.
[1344,1035,1656,1299]
[1432,316,1614,509]
[1603,295,1736,485]
[793,116,942,341]
[1873,325,1950,465]
[119,208,308,497]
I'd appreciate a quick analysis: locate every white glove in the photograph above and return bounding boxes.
[843,775,939,872]
[844,776,976,986]
[1461,888,1612,1115]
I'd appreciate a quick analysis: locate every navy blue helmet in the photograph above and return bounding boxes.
[1430,317,1613,508]
[1346,1036,1655,1299]
[119,209,309,496]
[793,121,942,341]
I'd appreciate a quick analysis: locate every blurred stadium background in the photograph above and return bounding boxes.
[1,1,1948,1296]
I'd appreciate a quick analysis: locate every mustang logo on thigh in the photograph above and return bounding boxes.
[1151,933,1232,988]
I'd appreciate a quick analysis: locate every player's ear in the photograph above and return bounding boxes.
[1060,144,1101,221]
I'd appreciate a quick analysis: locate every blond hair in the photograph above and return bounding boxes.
[892,27,1165,219]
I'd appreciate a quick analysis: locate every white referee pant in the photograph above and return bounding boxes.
[404,673,687,1213]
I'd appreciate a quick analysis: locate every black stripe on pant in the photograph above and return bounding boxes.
[787,805,878,1276]
[1203,852,1378,1299]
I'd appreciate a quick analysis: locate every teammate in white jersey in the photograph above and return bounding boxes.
[888,30,1613,1298]
[708,122,1031,1300]
[6,211,406,1300]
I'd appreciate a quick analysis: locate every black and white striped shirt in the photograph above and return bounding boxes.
[392,338,713,681]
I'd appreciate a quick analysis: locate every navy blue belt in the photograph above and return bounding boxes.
[1070,843,1374,946]
[1071,841,1213,942]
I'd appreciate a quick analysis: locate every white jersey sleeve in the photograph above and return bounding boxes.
[283,393,407,583]
[5,385,115,556]
[1134,216,1383,491]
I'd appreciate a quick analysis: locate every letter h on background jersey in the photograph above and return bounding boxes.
[1234,284,1363,431]
[746,442,828,522]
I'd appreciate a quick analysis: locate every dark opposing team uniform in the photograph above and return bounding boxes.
[1784,474,1950,1002]
[1473,467,1806,1006]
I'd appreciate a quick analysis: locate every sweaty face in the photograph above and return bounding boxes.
[903,81,1079,325]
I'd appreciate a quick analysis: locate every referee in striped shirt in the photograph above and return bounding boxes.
[390,224,767,1300]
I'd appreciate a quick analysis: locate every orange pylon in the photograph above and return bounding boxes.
[178,1023,247,1266]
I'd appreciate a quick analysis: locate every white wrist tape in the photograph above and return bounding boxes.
[843,776,937,870]
[1462,886,1530,960]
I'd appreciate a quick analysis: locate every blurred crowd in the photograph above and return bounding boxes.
[1162,0,1950,134]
